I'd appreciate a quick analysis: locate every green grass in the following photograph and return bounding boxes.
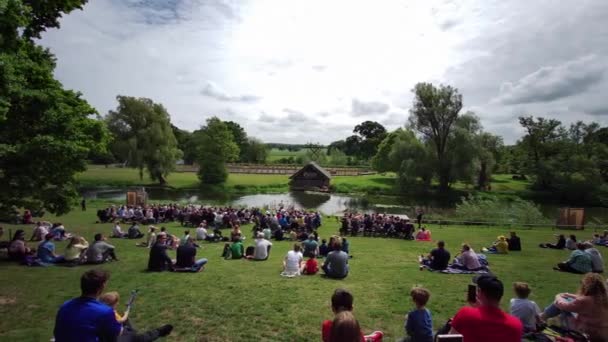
[267,148,311,162]
[0,202,592,341]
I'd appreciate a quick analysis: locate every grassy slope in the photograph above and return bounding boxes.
[0,202,592,341]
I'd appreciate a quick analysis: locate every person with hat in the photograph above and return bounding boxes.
[449,274,523,341]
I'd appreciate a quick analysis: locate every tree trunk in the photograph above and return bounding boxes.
[477,162,487,190]
[158,174,167,186]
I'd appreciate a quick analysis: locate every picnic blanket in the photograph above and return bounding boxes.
[439,266,490,275]
[422,254,490,274]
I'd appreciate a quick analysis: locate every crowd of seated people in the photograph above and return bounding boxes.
[340,213,417,239]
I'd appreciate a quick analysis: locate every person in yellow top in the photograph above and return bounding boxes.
[64,236,89,264]
[482,236,509,254]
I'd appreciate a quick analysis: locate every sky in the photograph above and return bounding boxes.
[39,0,608,144]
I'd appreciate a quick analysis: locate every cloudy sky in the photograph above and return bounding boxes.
[40,0,608,144]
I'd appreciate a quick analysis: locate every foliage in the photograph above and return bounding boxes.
[242,137,268,163]
[194,117,239,184]
[454,195,550,225]
[225,121,249,162]
[105,96,182,185]
[408,83,463,191]
[516,117,608,205]
[0,0,108,215]
[171,124,194,164]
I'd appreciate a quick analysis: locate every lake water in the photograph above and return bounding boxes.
[82,188,608,223]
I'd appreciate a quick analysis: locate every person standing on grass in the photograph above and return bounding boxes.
[449,274,523,342]
[53,269,173,342]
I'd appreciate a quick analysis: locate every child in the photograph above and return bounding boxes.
[100,291,129,324]
[403,287,433,342]
[322,289,383,342]
[319,239,329,257]
[330,311,362,342]
[509,282,541,332]
[303,256,318,275]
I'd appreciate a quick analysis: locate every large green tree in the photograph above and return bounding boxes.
[171,124,194,164]
[224,121,249,162]
[106,96,182,185]
[0,0,108,215]
[194,117,239,184]
[408,83,463,191]
[353,121,387,159]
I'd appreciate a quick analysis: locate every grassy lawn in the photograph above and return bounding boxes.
[267,148,311,162]
[0,202,593,341]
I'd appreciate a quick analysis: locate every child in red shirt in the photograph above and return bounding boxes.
[303,256,318,275]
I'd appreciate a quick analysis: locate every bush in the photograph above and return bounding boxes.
[454,195,549,225]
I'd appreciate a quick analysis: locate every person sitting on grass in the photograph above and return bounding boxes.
[565,234,577,250]
[509,282,541,333]
[540,273,608,341]
[321,288,383,342]
[583,242,604,274]
[37,233,64,264]
[415,227,431,241]
[137,226,157,248]
[263,226,272,240]
[31,221,49,241]
[322,238,349,279]
[453,244,483,271]
[54,269,173,342]
[419,240,451,271]
[303,234,319,258]
[319,239,329,257]
[449,274,523,341]
[175,237,208,272]
[64,236,89,265]
[554,242,592,274]
[86,233,118,264]
[302,255,318,275]
[401,287,433,342]
[508,232,521,251]
[112,221,126,238]
[8,229,34,263]
[281,243,304,277]
[539,234,566,249]
[127,223,144,239]
[251,232,272,261]
[341,237,350,255]
[196,223,208,241]
[222,239,244,260]
[148,234,174,272]
[483,235,509,254]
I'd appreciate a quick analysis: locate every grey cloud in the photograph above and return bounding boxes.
[382,112,406,126]
[282,108,316,123]
[258,112,277,122]
[312,65,327,72]
[201,81,261,102]
[493,55,606,105]
[351,98,389,116]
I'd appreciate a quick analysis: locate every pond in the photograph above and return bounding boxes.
[82,187,608,223]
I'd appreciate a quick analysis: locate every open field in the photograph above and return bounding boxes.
[267,148,312,162]
[0,202,597,341]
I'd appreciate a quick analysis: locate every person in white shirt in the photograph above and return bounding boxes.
[196,223,208,241]
[252,233,272,261]
[281,243,303,277]
[583,242,604,273]
[510,282,541,332]
[112,222,125,238]
[31,222,49,241]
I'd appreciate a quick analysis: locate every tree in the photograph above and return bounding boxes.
[0,0,109,215]
[372,128,407,172]
[194,117,239,184]
[408,83,463,191]
[353,121,387,159]
[476,132,503,190]
[106,96,182,185]
[224,121,249,162]
[343,135,362,156]
[242,138,268,163]
[327,140,346,155]
[517,116,563,189]
[172,125,195,164]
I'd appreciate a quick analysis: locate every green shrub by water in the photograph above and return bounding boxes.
[454,195,550,225]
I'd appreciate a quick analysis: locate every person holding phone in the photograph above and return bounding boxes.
[449,274,523,342]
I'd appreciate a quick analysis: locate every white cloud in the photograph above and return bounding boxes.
[493,55,606,105]
[201,81,261,103]
[37,0,608,144]
[351,98,390,116]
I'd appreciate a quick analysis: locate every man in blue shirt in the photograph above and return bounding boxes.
[54,269,122,341]
[54,269,173,342]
